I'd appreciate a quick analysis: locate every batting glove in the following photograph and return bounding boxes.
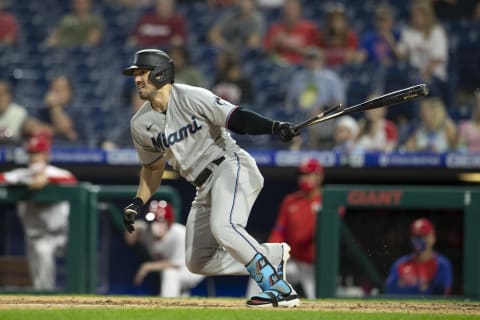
[273,121,298,142]
[123,197,144,233]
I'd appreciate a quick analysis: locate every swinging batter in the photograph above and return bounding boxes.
[122,49,299,307]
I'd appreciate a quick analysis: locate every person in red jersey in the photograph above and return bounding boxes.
[247,158,323,298]
[385,218,453,296]
[0,134,77,290]
[129,0,187,49]
[263,0,321,65]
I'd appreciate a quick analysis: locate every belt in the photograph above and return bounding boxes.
[193,156,225,187]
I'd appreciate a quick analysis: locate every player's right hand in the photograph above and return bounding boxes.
[123,197,144,233]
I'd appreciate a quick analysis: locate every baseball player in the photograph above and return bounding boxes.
[385,218,453,296]
[122,49,300,307]
[125,200,204,297]
[0,134,77,290]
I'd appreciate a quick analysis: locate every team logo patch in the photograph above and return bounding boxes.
[215,96,229,106]
[151,116,202,151]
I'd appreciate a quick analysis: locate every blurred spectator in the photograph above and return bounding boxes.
[458,89,480,152]
[318,3,362,67]
[129,0,187,49]
[285,47,345,148]
[360,3,401,66]
[396,0,448,97]
[356,102,398,152]
[0,81,49,144]
[333,115,359,153]
[168,45,205,87]
[102,89,145,149]
[35,76,79,143]
[0,0,19,46]
[208,0,265,52]
[125,200,204,297]
[264,158,323,299]
[0,134,77,290]
[46,0,104,48]
[0,80,27,143]
[212,50,254,106]
[385,218,452,296]
[286,47,345,112]
[402,97,457,153]
[263,0,321,65]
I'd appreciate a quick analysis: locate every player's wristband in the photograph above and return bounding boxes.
[132,197,144,207]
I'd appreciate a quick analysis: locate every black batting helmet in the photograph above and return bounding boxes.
[122,49,175,88]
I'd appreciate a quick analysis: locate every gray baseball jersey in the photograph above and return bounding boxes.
[130,83,284,275]
[130,84,240,183]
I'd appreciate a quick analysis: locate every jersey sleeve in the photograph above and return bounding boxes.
[189,88,239,128]
[130,121,164,165]
[0,169,30,184]
[430,27,448,61]
[433,255,453,295]
[384,257,403,294]
[46,166,77,184]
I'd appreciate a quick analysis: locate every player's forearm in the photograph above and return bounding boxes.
[143,260,177,272]
[136,165,164,203]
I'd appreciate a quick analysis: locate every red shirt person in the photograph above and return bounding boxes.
[264,0,320,65]
[130,0,187,49]
[268,158,323,298]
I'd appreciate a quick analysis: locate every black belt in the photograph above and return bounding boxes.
[193,156,225,187]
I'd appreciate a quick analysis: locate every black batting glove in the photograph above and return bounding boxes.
[273,121,298,142]
[123,197,144,233]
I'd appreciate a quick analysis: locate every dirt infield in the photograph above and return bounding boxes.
[0,296,479,315]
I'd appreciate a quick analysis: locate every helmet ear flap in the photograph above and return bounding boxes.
[148,65,175,88]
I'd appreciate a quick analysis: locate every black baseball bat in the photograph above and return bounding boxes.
[294,84,429,131]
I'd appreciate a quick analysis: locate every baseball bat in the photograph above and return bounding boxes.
[294,83,429,131]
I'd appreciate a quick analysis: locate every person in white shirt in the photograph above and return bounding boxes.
[396,0,448,97]
[0,134,77,290]
[125,200,204,297]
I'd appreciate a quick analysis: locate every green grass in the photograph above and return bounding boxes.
[0,308,477,320]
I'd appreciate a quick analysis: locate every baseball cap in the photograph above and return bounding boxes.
[146,200,174,226]
[299,158,324,175]
[26,135,51,153]
[410,218,435,236]
[337,116,359,136]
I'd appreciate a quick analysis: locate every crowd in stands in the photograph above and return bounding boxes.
[0,0,480,153]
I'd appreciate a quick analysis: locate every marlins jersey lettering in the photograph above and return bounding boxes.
[130,84,240,183]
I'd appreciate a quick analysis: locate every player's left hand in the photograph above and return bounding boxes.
[273,121,298,142]
[123,197,144,233]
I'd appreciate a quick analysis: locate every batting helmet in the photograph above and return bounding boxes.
[122,49,175,88]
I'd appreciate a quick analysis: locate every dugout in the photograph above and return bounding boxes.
[0,184,181,294]
[317,185,480,299]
